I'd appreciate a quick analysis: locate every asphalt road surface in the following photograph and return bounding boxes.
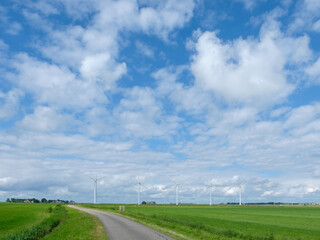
[68,205,176,240]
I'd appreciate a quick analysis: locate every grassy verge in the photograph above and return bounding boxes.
[79,204,320,240]
[1,204,66,240]
[43,206,108,240]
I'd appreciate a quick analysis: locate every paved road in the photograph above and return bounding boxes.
[68,205,175,240]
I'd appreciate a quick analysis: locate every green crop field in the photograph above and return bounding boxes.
[80,204,320,240]
[0,203,54,236]
[0,203,107,240]
[43,206,107,240]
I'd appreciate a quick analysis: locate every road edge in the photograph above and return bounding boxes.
[73,205,191,240]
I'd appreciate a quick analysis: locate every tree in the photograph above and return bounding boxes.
[6,198,11,202]
[41,198,47,203]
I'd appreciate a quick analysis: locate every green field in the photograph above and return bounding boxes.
[0,203,107,240]
[80,204,320,240]
[0,203,54,236]
[43,207,107,240]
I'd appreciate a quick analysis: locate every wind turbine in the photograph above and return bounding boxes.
[208,184,214,206]
[136,181,147,205]
[171,180,179,205]
[86,175,105,204]
[239,185,242,206]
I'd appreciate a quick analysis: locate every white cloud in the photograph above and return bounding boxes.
[17,106,78,133]
[289,0,320,33]
[114,87,180,138]
[306,57,320,83]
[138,0,195,39]
[312,19,320,32]
[235,0,267,10]
[80,53,127,90]
[6,22,22,35]
[153,66,213,115]
[190,21,312,107]
[135,40,154,58]
[0,39,8,51]
[27,0,59,16]
[284,104,320,129]
[10,54,108,110]
[270,107,291,118]
[0,89,23,120]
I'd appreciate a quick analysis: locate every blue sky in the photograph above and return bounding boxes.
[0,0,320,204]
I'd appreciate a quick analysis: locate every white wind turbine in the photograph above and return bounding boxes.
[86,175,105,204]
[171,180,179,205]
[207,184,214,206]
[136,180,147,205]
[238,184,243,205]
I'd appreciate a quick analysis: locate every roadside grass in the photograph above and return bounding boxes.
[79,204,320,240]
[1,204,66,240]
[43,206,108,240]
[0,203,54,237]
[0,203,108,240]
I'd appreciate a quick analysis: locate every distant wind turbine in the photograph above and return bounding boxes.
[136,181,147,205]
[208,184,214,206]
[239,185,242,205]
[86,175,105,204]
[171,179,179,205]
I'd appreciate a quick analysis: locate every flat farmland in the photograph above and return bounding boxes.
[0,203,107,240]
[0,203,53,236]
[80,204,320,240]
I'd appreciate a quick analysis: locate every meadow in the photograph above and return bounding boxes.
[0,203,53,236]
[80,204,320,240]
[0,203,107,240]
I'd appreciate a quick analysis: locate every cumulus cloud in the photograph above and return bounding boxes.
[114,87,180,138]
[80,53,127,90]
[190,21,311,107]
[0,89,23,120]
[153,66,212,115]
[306,57,320,83]
[289,0,320,33]
[17,106,78,133]
[10,54,108,109]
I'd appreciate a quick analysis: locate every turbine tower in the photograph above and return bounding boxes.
[86,175,105,204]
[172,180,179,205]
[239,185,242,206]
[209,185,213,206]
[136,181,147,205]
[137,181,141,205]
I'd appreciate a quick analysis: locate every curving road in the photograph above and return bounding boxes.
[68,205,175,240]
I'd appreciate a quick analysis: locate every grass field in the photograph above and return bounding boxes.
[0,203,54,236]
[43,206,107,240]
[0,203,107,240]
[80,204,320,240]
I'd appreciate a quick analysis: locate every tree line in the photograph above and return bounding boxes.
[6,198,74,204]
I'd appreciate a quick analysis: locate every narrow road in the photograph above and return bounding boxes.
[68,205,175,240]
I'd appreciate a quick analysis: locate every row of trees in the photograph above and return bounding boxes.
[6,198,73,204]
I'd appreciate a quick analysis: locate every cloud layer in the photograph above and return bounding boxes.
[0,0,320,204]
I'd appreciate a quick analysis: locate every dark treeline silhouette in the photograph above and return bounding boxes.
[6,198,74,204]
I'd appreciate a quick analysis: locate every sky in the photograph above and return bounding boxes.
[0,0,320,204]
